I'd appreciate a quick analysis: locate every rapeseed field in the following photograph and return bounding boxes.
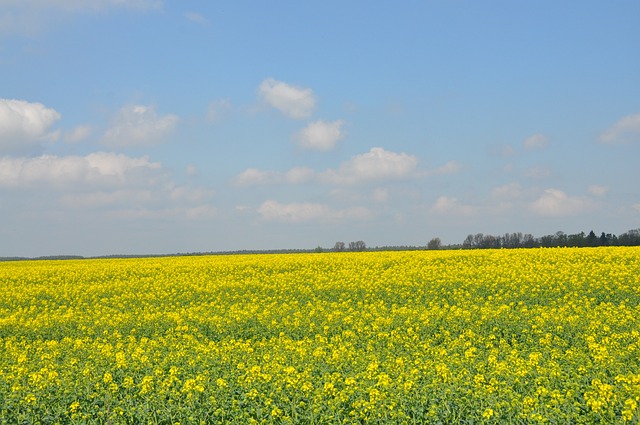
[1,247,639,424]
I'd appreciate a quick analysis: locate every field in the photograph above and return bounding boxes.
[1,247,640,424]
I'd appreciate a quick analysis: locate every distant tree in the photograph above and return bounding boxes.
[538,234,555,247]
[568,232,586,247]
[619,229,640,246]
[315,246,324,253]
[514,232,524,247]
[483,234,501,249]
[348,241,366,251]
[586,230,598,247]
[333,242,345,252]
[555,231,568,247]
[522,234,537,248]
[503,232,523,248]
[457,228,640,250]
[427,237,442,250]
[599,232,609,246]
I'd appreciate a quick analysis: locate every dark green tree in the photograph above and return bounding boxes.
[427,237,442,250]
[586,230,598,247]
[599,232,609,246]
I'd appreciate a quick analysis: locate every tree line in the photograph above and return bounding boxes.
[3,229,639,262]
[330,228,640,253]
[433,228,640,250]
[331,241,367,252]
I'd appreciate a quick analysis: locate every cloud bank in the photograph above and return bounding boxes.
[234,147,421,187]
[0,152,162,188]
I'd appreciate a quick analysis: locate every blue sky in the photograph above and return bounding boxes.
[1,1,639,256]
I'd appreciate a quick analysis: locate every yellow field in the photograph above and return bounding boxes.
[1,247,639,424]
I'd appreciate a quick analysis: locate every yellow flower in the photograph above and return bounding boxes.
[482,408,494,419]
[622,398,637,422]
[122,376,135,389]
[2,247,640,423]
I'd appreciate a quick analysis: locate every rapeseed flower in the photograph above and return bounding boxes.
[0,247,638,422]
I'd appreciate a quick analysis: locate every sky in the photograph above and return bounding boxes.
[1,1,639,257]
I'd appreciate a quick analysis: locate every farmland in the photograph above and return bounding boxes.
[1,247,640,424]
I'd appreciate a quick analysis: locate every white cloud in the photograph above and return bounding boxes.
[0,99,61,154]
[524,166,552,179]
[258,200,329,222]
[234,166,316,186]
[489,144,517,158]
[234,148,421,187]
[169,185,215,203]
[431,196,456,214]
[0,152,162,187]
[500,145,517,157]
[60,184,213,208]
[233,168,280,186]
[530,188,592,217]
[258,78,315,119]
[185,11,207,24]
[27,0,161,11]
[633,203,640,213]
[588,185,609,197]
[321,147,418,185]
[56,182,216,222]
[372,187,389,203]
[207,99,232,122]
[293,120,345,151]
[600,112,640,144]
[60,189,153,208]
[109,205,217,221]
[0,0,162,35]
[429,160,462,176]
[64,124,92,143]
[491,182,523,199]
[523,133,548,151]
[1,0,162,14]
[184,205,217,220]
[186,164,198,176]
[257,200,372,223]
[285,167,315,184]
[431,196,475,216]
[102,104,178,148]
